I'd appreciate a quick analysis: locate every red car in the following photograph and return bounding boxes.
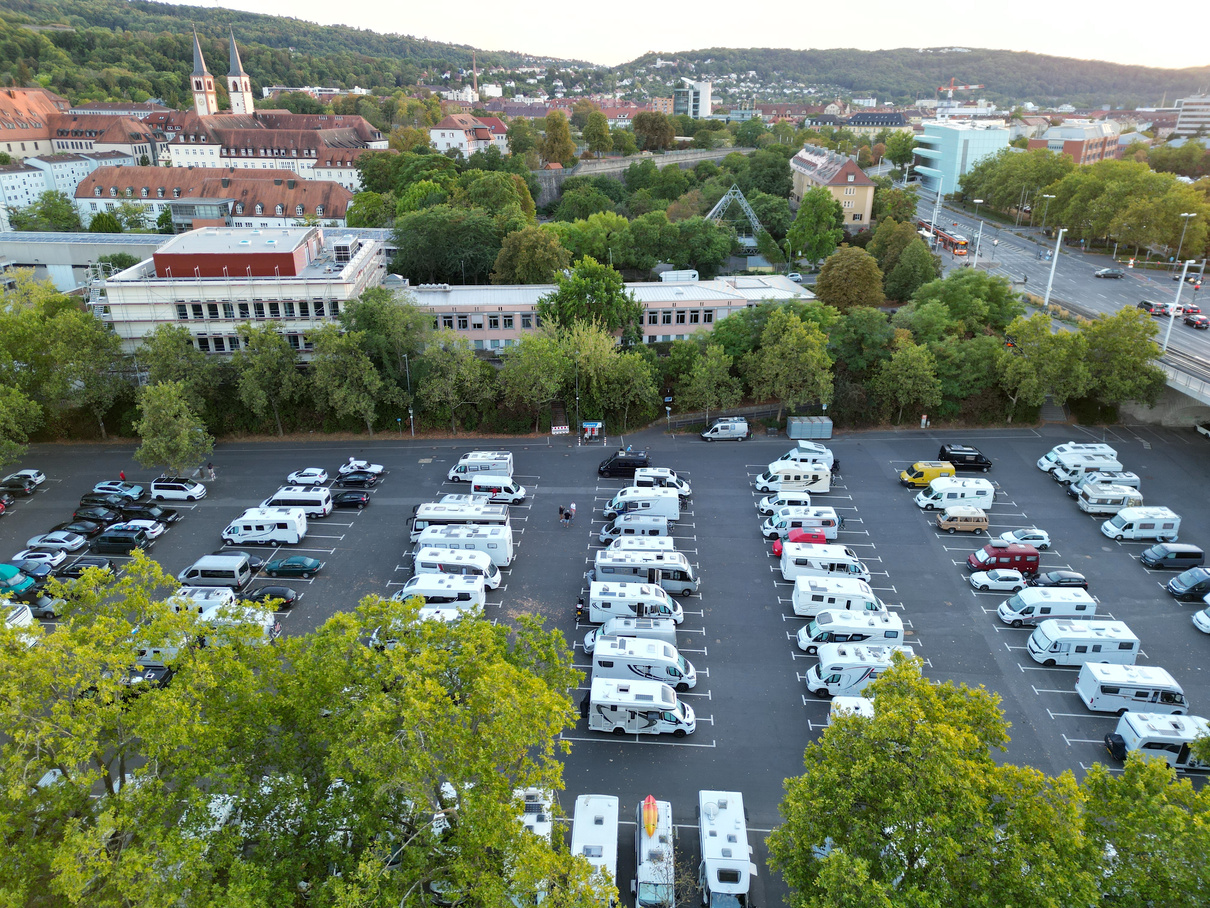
[771,528,828,556]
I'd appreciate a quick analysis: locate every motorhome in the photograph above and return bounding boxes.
[570,794,620,898]
[1037,442,1117,474]
[1104,712,1210,770]
[756,490,813,516]
[592,636,697,691]
[632,467,692,498]
[796,609,904,655]
[578,581,684,625]
[779,543,870,582]
[1051,453,1123,485]
[1067,470,1141,498]
[412,547,502,589]
[996,587,1097,627]
[1075,663,1188,715]
[469,474,527,504]
[260,486,333,518]
[761,505,842,541]
[791,576,883,619]
[584,678,695,737]
[408,502,510,543]
[602,487,680,522]
[775,441,835,470]
[828,696,875,722]
[697,790,757,908]
[914,477,995,511]
[607,536,677,555]
[447,451,514,481]
[583,616,678,655]
[1100,506,1180,542]
[221,507,308,546]
[392,574,486,612]
[589,550,700,596]
[1076,483,1144,515]
[415,525,514,567]
[806,643,915,698]
[172,588,277,646]
[752,461,831,494]
[598,513,670,544]
[633,797,675,908]
[1026,619,1139,666]
[898,460,956,488]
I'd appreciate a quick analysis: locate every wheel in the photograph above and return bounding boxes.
[982,467,989,473]
[1044,659,1056,667]
[301,571,312,579]
[976,583,989,591]
[1011,619,1023,628]
[736,435,745,442]
[676,683,689,693]
[153,494,162,501]
[813,688,831,699]
[681,587,692,597]
[612,726,626,737]
[187,495,196,501]
[357,504,365,510]
[1117,708,1129,717]
[269,570,278,577]
[924,503,935,511]
[673,728,687,738]
[948,527,956,534]
[806,645,818,656]
[224,539,233,546]
[1039,544,1049,550]
[704,436,714,443]
[1114,534,1123,541]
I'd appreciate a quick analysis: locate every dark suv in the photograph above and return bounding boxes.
[598,449,651,478]
[1137,299,1170,316]
[938,443,992,473]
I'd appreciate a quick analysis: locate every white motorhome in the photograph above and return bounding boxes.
[780,543,869,582]
[598,513,670,544]
[806,643,914,698]
[590,550,700,596]
[761,505,842,540]
[1101,506,1181,542]
[469,474,527,504]
[171,587,277,645]
[412,547,502,589]
[415,525,514,567]
[1026,619,1139,666]
[1077,483,1144,515]
[1105,712,1210,770]
[633,467,692,498]
[914,477,995,511]
[602,487,680,521]
[829,696,875,723]
[260,485,333,518]
[593,636,697,691]
[796,609,904,656]
[584,616,678,655]
[1037,442,1117,474]
[633,797,674,908]
[570,794,619,898]
[607,536,677,555]
[1051,453,1124,485]
[791,576,883,619]
[448,451,514,481]
[776,441,835,470]
[585,678,695,737]
[1069,470,1141,495]
[996,587,1097,627]
[753,461,831,494]
[409,502,510,543]
[221,507,308,546]
[697,790,757,908]
[756,490,812,516]
[578,581,683,625]
[1076,663,1188,715]
[393,574,486,612]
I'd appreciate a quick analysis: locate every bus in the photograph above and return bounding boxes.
[918,218,968,255]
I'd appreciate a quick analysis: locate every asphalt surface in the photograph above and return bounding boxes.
[4,423,1209,903]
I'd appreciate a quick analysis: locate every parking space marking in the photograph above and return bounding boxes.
[560,733,717,748]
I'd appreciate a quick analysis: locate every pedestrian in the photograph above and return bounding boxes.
[558,505,566,526]
[119,470,126,481]
[207,462,216,480]
[569,502,576,524]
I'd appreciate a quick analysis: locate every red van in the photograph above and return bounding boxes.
[772,528,828,556]
[966,541,1040,575]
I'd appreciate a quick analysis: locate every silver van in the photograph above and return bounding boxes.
[700,418,750,441]
[176,554,253,591]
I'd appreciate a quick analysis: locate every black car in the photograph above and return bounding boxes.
[1027,570,1088,589]
[74,506,124,525]
[52,519,106,539]
[120,503,181,524]
[0,477,37,496]
[210,549,266,573]
[79,492,129,510]
[58,556,117,579]
[25,593,66,619]
[240,585,300,609]
[0,492,14,509]
[1094,268,1124,279]
[335,470,377,488]
[1185,314,1209,329]
[8,558,53,583]
[333,490,371,510]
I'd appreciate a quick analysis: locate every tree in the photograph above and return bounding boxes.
[390,205,502,284]
[884,238,941,301]
[537,257,644,344]
[47,309,127,439]
[570,99,599,131]
[388,124,432,153]
[1081,308,1167,408]
[498,332,571,432]
[734,117,768,147]
[539,111,576,165]
[872,340,943,423]
[98,253,139,272]
[7,190,82,232]
[156,207,174,233]
[232,323,303,436]
[829,306,895,375]
[884,131,916,175]
[507,117,539,158]
[872,185,919,224]
[581,111,613,161]
[600,351,659,431]
[457,171,535,223]
[813,246,885,312]
[743,307,833,421]
[309,325,386,435]
[741,149,793,198]
[417,330,498,433]
[113,200,150,231]
[135,324,216,414]
[133,381,214,475]
[998,314,1091,421]
[554,186,616,222]
[681,345,742,425]
[786,187,844,268]
[339,287,432,399]
[746,191,793,240]
[88,210,123,233]
[346,191,394,228]
[632,112,675,151]
[912,269,1024,335]
[0,385,42,470]
[866,218,919,275]
[492,226,572,284]
[769,656,1099,908]
[672,217,733,279]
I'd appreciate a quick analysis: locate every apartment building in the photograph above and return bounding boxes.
[789,146,875,227]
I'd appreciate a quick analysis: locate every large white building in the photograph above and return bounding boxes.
[0,151,135,230]
[913,120,1009,195]
[1174,95,1210,137]
[673,80,713,119]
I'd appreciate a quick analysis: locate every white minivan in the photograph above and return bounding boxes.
[150,477,207,501]
[470,474,526,504]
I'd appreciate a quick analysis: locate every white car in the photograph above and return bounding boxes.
[338,459,384,476]
[969,568,1027,592]
[25,531,87,552]
[286,468,329,486]
[109,520,167,540]
[998,528,1051,550]
[12,548,67,569]
[7,469,46,486]
[1194,606,1210,634]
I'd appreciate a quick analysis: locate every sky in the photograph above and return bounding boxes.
[173,0,1210,71]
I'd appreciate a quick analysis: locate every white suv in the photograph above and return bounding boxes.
[150,477,207,501]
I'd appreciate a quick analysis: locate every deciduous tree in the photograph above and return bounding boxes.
[309,325,386,435]
[787,187,845,268]
[492,226,572,284]
[681,345,742,425]
[583,110,613,157]
[600,351,659,431]
[133,381,214,475]
[539,111,576,165]
[871,340,942,423]
[498,332,571,432]
[884,237,941,301]
[998,314,1090,420]
[537,257,644,344]
[47,309,127,439]
[884,131,916,175]
[829,306,895,375]
[340,287,433,399]
[135,323,216,414]
[8,190,82,231]
[1081,307,1168,408]
[390,205,501,284]
[0,384,41,469]
[632,111,675,151]
[813,246,885,312]
[418,329,498,433]
[743,307,833,421]
[232,322,303,435]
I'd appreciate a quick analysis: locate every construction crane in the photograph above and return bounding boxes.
[938,78,984,100]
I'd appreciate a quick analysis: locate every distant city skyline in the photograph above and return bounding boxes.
[170,0,1208,74]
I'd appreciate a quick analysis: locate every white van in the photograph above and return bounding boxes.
[578,580,683,625]
[415,525,514,568]
[412,547,501,589]
[469,474,526,504]
[1075,483,1143,515]
[1101,506,1180,542]
[176,553,253,590]
[806,643,914,698]
[585,678,695,737]
[697,790,756,908]
[756,490,811,516]
[1051,453,1124,485]
[260,485,333,518]
[633,467,692,497]
[996,587,1097,627]
[1105,712,1210,770]
[599,513,670,544]
[570,794,619,893]
[448,451,513,481]
[221,507,307,546]
[776,441,835,470]
[171,586,238,615]
[1026,619,1139,666]
[1037,442,1117,474]
[602,487,680,521]
[700,419,750,441]
[753,462,831,494]
[780,542,869,582]
[761,505,842,540]
[150,477,208,501]
[1076,663,1188,715]
[607,536,677,555]
[829,696,875,722]
[583,616,678,655]
[914,477,995,511]
[796,610,904,656]
[590,550,699,596]
[393,574,486,612]
[592,636,696,691]
[633,797,674,908]
[791,576,883,618]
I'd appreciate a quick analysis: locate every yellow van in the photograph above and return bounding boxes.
[936,505,988,534]
[899,460,956,488]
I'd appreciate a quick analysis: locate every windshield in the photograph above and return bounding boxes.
[1108,515,1126,528]
[806,620,820,637]
[637,882,673,908]
[676,654,688,672]
[1043,451,1059,464]
[709,894,744,908]
[1004,593,1024,612]
[973,549,993,564]
[1030,626,1055,649]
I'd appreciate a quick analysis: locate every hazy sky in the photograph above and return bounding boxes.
[173,0,1208,71]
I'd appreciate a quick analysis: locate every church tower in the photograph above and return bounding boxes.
[190,28,218,116]
[227,30,254,116]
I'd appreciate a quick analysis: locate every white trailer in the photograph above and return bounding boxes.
[780,543,869,582]
[590,550,700,596]
[697,790,757,908]
[791,577,883,619]
[1100,506,1180,542]
[578,581,683,625]
[447,451,514,481]
[221,507,308,545]
[583,616,678,655]
[797,609,904,656]
[602,487,681,521]
[584,678,695,737]
[914,477,995,511]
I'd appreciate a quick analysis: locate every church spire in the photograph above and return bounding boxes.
[192,28,209,77]
[190,27,218,116]
[225,29,255,116]
[227,29,247,78]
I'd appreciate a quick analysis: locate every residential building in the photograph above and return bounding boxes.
[428,114,508,157]
[912,120,1009,195]
[68,101,171,119]
[1027,120,1121,165]
[48,113,168,164]
[1174,95,1210,137]
[0,86,72,160]
[843,111,911,139]
[0,162,47,231]
[0,151,136,230]
[673,80,712,119]
[650,97,674,115]
[789,146,875,228]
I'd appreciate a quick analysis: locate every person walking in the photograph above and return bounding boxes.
[558,505,566,526]
[207,462,216,480]
[119,470,126,481]
[569,502,576,524]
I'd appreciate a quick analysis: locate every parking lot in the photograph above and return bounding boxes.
[4,422,1209,904]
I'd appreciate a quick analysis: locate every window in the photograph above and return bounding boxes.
[172,188,181,198]
[471,314,483,330]
[473,339,484,350]
[843,200,854,209]
[253,302,266,319]
[502,315,514,330]
[94,186,101,196]
[316,205,324,217]
[223,302,235,319]
[330,301,340,316]
[298,301,309,318]
[238,302,250,319]
[176,304,188,320]
[852,214,863,222]
[283,301,295,317]
[488,315,499,330]
[521,314,532,329]
[648,312,658,326]
[287,334,301,350]
[191,304,204,319]
[661,311,672,325]
[207,303,219,319]
[676,311,686,324]
[314,301,325,317]
[846,173,855,183]
[457,315,469,330]
[844,187,855,195]
[141,187,149,198]
[689,310,700,324]
[229,335,240,351]
[443,315,454,329]
[703,311,713,324]
[490,339,500,349]
[235,202,244,214]
[109,187,118,197]
[212,337,226,353]
[295,204,304,216]
[275,204,283,216]
[197,336,211,352]
[255,203,263,215]
[157,187,165,198]
[268,302,280,318]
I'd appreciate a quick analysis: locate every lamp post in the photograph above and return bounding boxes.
[665,406,671,433]
[1174,213,1196,275]
[574,350,580,448]
[1043,228,1066,309]
[972,220,984,269]
[1163,259,1197,353]
[408,407,414,437]
[973,198,983,221]
[1040,194,1055,231]
[402,352,413,436]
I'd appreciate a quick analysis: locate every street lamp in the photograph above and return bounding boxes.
[973,198,983,221]
[1174,213,1196,274]
[408,407,414,437]
[665,406,671,433]
[574,350,580,447]
[1043,228,1067,309]
[1163,259,1198,353]
[1040,194,1055,231]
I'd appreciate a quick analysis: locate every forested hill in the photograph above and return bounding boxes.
[624,47,1210,108]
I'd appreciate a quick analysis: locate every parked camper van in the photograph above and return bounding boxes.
[915,477,995,511]
[633,467,692,497]
[412,547,502,589]
[829,696,875,722]
[176,553,253,590]
[570,795,619,893]
[756,489,812,516]
[791,576,884,618]
[937,443,992,472]
[806,643,915,698]
[599,513,670,544]
[607,536,677,556]
[1167,567,1210,602]
[260,486,333,518]
[578,581,683,624]
[753,461,831,494]
[1026,619,1139,666]
[780,543,870,582]
[592,636,696,691]
[589,550,699,596]
[633,797,674,908]
[1101,506,1181,542]
[584,678,695,737]
[469,474,526,504]
[936,505,988,534]
[1076,663,1188,715]
[1104,712,1210,770]
[775,441,835,470]
[583,616,678,655]
[393,574,486,612]
[899,460,956,488]
[1067,470,1141,499]
[173,587,278,646]
[602,487,681,521]
[797,609,904,655]
[967,541,1040,576]
[1077,483,1144,514]
[1051,453,1123,485]
[447,451,513,481]
[408,502,510,543]
[761,505,842,541]
[415,525,514,567]
[221,507,308,546]
[1139,542,1204,570]
[700,418,750,441]
[1037,442,1117,475]
[996,587,1097,627]
[697,791,756,908]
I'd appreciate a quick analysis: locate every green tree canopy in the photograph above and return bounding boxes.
[813,246,885,312]
[308,325,388,435]
[133,381,214,475]
[583,110,613,157]
[743,306,834,421]
[681,345,742,425]
[1081,308,1168,408]
[492,225,572,284]
[232,322,304,436]
[536,257,644,344]
[9,190,83,232]
[884,237,941,302]
[872,339,943,423]
[632,112,675,151]
[418,329,499,433]
[787,186,845,267]
[539,110,576,165]
[88,210,123,233]
[390,205,502,284]
[498,331,571,431]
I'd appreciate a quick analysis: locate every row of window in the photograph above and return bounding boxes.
[646,309,715,326]
[439,313,532,331]
[175,299,341,321]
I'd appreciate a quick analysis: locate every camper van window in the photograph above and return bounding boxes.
[718,871,742,884]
